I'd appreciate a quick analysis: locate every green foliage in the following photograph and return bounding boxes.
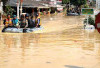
[62,0,70,4]
[70,0,86,7]
[40,12,43,15]
[84,4,89,8]
[5,6,15,17]
[63,8,66,12]
[84,16,95,26]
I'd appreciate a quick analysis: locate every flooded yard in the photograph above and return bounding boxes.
[0,13,100,68]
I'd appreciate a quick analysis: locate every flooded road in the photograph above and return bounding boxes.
[0,13,100,68]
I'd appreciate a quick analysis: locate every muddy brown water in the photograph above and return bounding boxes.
[0,13,100,68]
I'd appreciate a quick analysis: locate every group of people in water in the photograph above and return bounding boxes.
[67,7,81,15]
[2,13,41,32]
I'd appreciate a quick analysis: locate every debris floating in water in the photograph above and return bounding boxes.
[50,18,53,20]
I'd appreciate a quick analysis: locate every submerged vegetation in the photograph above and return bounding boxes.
[84,16,95,26]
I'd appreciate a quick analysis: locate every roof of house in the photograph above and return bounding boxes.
[6,0,50,8]
[6,0,64,8]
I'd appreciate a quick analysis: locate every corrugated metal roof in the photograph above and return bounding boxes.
[6,0,50,7]
[6,0,17,6]
[6,0,63,8]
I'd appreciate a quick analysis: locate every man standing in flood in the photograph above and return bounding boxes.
[25,14,32,28]
[19,15,28,33]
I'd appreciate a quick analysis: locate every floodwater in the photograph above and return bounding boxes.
[0,13,100,68]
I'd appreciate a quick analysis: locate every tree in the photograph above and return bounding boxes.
[1,0,8,6]
[62,0,70,4]
[70,0,86,7]
[5,6,15,17]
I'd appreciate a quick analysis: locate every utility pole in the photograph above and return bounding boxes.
[20,0,23,15]
[96,0,98,9]
[17,0,19,19]
[69,1,70,9]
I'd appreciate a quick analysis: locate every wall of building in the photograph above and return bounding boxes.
[0,2,3,13]
[0,2,3,20]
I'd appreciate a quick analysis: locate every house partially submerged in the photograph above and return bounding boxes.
[6,0,50,14]
[6,0,64,15]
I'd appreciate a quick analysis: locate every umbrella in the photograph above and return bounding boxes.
[95,13,100,33]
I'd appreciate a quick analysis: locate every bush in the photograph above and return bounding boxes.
[84,4,89,8]
[84,16,95,26]
[90,2,93,6]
